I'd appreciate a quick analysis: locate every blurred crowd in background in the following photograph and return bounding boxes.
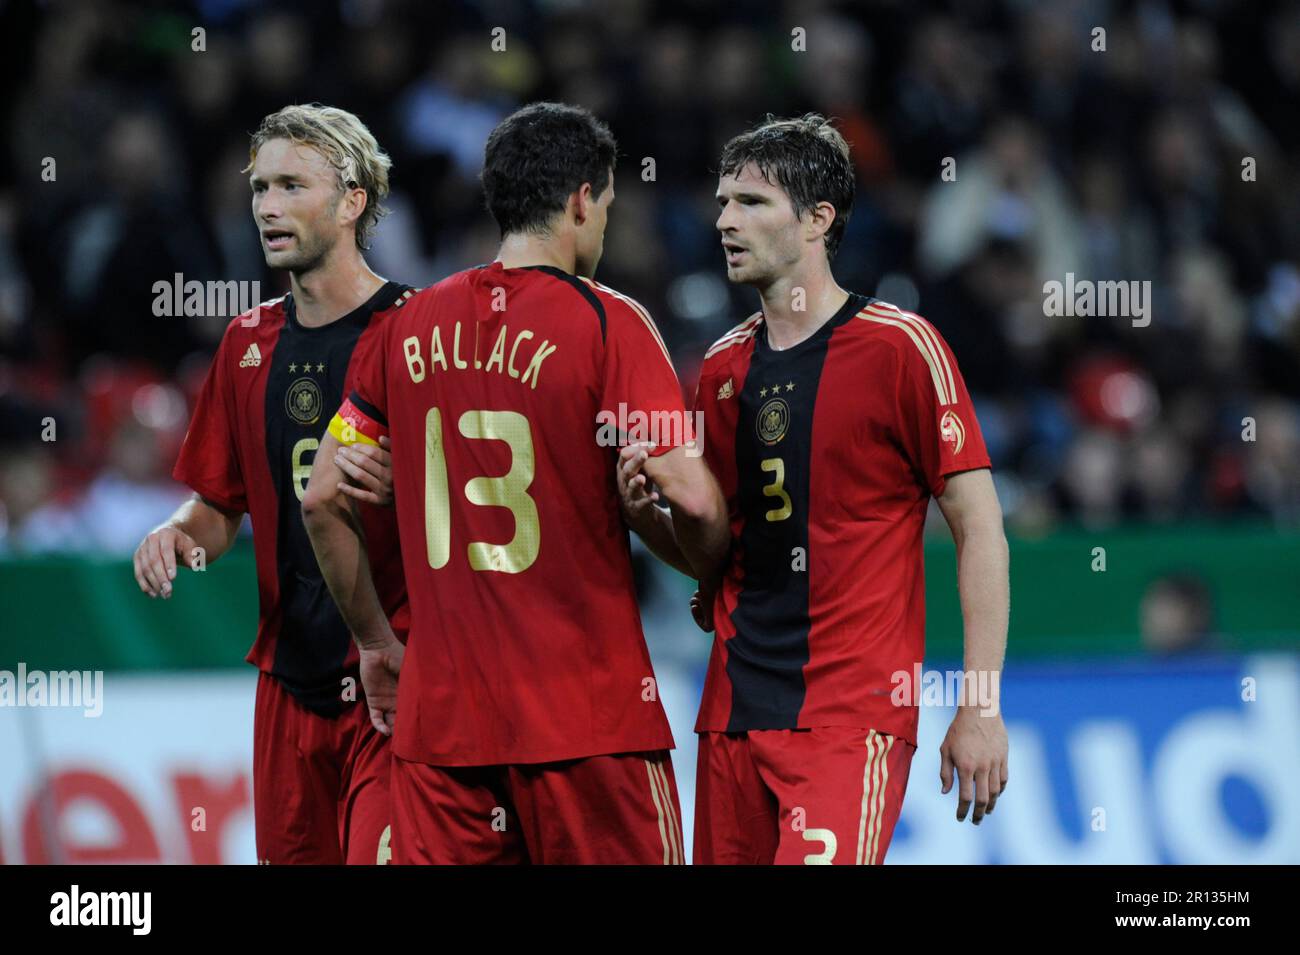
[1,0,1298,556]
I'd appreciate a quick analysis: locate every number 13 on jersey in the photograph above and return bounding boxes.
[425,407,540,574]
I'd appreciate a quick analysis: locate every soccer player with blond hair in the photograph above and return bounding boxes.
[133,104,415,864]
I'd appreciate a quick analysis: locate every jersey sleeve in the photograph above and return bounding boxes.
[172,327,247,512]
[691,361,726,467]
[599,297,691,457]
[892,319,991,498]
[329,319,391,449]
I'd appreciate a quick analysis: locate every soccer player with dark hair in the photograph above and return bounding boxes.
[619,114,1010,864]
[303,102,728,864]
[133,104,413,864]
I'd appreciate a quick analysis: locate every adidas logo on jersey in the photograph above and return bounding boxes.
[717,378,735,400]
[239,343,262,368]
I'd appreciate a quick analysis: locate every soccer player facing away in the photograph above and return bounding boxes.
[133,105,413,864]
[619,115,1010,864]
[302,102,728,864]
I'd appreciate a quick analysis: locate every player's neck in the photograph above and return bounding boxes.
[495,232,575,274]
[289,250,386,328]
[757,264,850,351]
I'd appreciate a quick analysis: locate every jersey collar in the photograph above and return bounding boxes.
[284,279,404,333]
[757,292,871,357]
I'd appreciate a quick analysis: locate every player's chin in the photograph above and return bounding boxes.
[724,261,759,285]
[264,248,308,271]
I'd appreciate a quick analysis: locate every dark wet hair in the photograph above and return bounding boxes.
[718,113,855,260]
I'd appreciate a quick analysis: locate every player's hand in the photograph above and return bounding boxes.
[616,442,660,529]
[939,707,1009,825]
[358,635,404,736]
[690,587,716,633]
[336,436,394,507]
[133,524,199,599]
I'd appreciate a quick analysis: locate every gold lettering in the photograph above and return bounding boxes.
[508,330,534,378]
[414,324,552,387]
[460,410,539,573]
[520,340,557,390]
[484,325,508,375]
[425,409,450,569]
[291,438,319,502]
[403,336,426,383]
[761,457,793,521]
[422,407,540,575]
[452,321,468,370]
[430,325,448,373]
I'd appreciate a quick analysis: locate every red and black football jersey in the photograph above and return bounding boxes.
[332,263,686,766]
[173,282,414,716]
[693,294,992,746]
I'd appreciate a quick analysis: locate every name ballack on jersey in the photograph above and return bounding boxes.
[399,319,558,389]
[323,262,685,766]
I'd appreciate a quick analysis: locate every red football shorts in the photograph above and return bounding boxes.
[252,670,393,864]
[391,750,684,864]
[695,727,915,865]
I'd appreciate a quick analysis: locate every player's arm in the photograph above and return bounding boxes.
[302,430,403,735]
[617,442,728,631]
[148,322,249,599]
[888,311,1009,825]
[302,432,394,649]
[335,434,395,506]
[935,467,1010,825]
[616,443,694,577]
[596,292,729,581]
[133,494,242,599]
[639,444,729,583]
[619,444,725,633]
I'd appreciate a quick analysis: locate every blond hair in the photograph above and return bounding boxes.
[245,104,392,250]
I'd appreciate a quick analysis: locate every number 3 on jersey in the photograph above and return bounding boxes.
[761,457,792,522]
[425,407,540,573]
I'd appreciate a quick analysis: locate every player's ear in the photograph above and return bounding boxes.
[339,185,368,231]
[572,181,594,225]
[807,200,836,244]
